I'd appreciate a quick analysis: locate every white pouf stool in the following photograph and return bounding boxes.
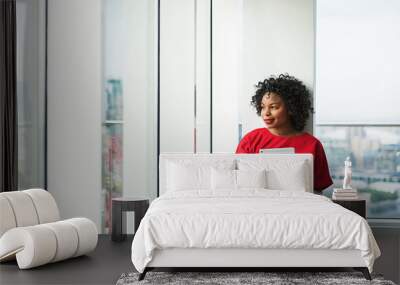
[0,189,98,269]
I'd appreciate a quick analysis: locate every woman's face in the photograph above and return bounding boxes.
[260,92,292,133]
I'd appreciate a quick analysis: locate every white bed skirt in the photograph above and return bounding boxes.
[148,248,366,268]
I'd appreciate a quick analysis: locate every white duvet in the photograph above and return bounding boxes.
[131,190,380,273]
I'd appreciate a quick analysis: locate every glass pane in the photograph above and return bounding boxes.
[160,0,195,153]
[16,0,46,189]
[102,0,157,233]
[160,0,211,153]
[316,126,400,218]
[101,79,123,234]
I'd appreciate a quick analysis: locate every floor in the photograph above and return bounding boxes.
[371,226,400,284]
[1,228,399,285]
[0,235,134,285]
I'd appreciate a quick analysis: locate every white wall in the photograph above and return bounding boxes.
[47,0,102,231]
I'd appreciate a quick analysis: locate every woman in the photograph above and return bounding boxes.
[236,74,333,193]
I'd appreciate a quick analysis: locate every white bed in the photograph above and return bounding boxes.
[131,153,381,280]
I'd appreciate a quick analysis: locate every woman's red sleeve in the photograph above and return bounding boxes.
[314,141,333,192]
[236,135,252,153]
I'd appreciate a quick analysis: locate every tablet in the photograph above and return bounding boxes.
[259,147,295,154]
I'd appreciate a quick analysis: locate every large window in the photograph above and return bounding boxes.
[316,126,400,218]
[102,0,157,233]
[316,0,400,218]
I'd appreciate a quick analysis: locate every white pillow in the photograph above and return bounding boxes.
[210,168,236,190]
[266,161,308,191]
[167,162,210,191]
[236,169,267,189]
[166,158,235,192]
[210,168,267,190]
[237,159,309,192]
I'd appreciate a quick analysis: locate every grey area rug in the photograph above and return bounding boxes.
[116,272,397,285]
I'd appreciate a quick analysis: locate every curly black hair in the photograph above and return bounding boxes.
[251,74,314,132]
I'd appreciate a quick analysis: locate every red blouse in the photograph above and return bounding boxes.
[236,128,333,192]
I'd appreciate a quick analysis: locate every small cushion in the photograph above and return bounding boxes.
[165,158,235,192]
[238,158,309,192]
[167,162,210,191]
[211,168,236,190]
[210,169,268,190]
[266,161,308,191]
[236,169,267,189]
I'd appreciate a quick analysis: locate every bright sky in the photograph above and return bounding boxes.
[315,0,400,125]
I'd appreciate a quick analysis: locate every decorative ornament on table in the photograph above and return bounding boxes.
[343,156,352,189]
[333,157,358,200]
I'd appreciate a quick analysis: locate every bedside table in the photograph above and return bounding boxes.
[332,199,366,218]
[112,197,149,242]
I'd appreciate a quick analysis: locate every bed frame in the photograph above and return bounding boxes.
[137,154,372,281]
[139,248,371,280]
